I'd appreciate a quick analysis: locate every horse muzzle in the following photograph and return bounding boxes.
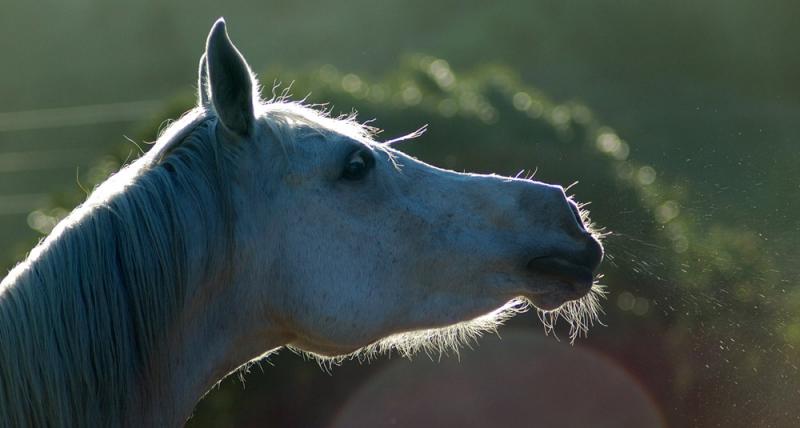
[525,233,603,309]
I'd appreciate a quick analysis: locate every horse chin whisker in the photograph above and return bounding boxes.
[535,283,607,344]
[285,298,531,369]
[285,286,607,372]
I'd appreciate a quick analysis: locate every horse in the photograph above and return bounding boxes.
[0,19,604,427]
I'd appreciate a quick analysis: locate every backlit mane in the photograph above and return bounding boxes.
[0,108,229,426]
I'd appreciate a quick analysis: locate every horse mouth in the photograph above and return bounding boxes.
[525,256,597,310]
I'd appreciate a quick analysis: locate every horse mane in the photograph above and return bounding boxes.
[0,107,234,427]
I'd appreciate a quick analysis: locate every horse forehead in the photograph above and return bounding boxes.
[255,105,372,144]
[258,120,361,152]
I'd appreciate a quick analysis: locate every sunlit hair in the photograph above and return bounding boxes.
[286,285,605,371]
[286,298,529,369]
[537,283,607,342]
[288,285,606,370]
[537,201,608,342]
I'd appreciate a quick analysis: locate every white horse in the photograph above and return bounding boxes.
[0,19,604,427]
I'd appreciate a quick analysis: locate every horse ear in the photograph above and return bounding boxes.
[204,18,256,137]
[197,53,210,106]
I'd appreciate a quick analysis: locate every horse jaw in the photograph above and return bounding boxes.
[287,298,529,365]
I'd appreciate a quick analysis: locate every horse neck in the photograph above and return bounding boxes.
[0,144,235,427]
[131,159,290,426]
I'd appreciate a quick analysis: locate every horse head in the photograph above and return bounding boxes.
[197,19,604,359]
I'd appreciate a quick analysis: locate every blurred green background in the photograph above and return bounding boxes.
[1,1,798,427]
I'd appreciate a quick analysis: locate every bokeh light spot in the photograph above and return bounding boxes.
[429,59,455,89]
[551,105,571,125]
[618,291,636,311]
[633,297,650,316]
[637,166,657,185]
[655,200,680,223]
[512,92,533,111]
[401,84,422,106]
[341,74,364,94]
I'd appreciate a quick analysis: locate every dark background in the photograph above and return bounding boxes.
[1,1,798,427]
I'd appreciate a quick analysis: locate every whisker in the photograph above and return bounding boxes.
[383,124,428,146]
[564,180,579,192]
[288,298,531,366]
[536,283,607,343]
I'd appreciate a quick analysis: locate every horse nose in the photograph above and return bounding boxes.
[518,183,603,271]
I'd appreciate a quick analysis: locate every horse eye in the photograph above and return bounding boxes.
[341,148,375,181]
